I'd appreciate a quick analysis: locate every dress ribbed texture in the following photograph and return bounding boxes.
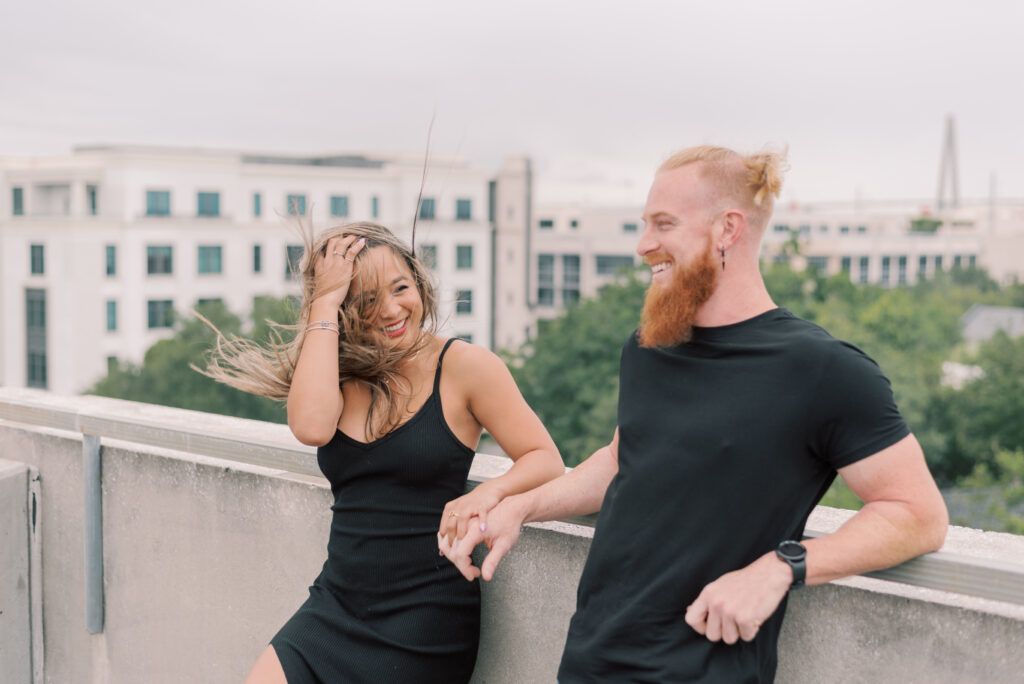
[271,339,480,683]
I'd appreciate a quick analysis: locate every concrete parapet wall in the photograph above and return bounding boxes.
[1,392,1024,683]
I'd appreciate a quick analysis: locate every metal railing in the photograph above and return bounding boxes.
[2,389,1024,609]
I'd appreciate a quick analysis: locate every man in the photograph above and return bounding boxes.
[440,145,949,682]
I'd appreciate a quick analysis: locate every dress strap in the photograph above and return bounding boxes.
[433,338,459,394]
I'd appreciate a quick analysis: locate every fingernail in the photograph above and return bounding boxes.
[358,237,366,245]
[480,523,487,532]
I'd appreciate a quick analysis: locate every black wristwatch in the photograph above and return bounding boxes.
[775,540,807,587]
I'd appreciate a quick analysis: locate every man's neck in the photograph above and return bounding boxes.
[693,267,776,328]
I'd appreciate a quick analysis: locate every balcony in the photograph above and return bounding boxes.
[2,387,1024,683]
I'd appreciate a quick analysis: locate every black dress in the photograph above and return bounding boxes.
[271,339,480,683]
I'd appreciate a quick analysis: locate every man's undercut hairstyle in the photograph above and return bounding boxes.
[659,145,787,229]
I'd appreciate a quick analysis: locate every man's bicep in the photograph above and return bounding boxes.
[838,433,939,506]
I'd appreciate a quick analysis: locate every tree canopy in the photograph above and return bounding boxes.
[88,298,294,423]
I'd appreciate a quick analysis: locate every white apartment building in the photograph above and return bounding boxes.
[491,204,642,350]
[1,145,502,394]
[762,203,1024,286]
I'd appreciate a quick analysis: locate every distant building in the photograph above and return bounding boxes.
[1,145,511,393]
[761,203,1024,287]
[961,304,1024,345]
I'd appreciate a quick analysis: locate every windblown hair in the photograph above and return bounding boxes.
[199,221,439,438]
[659,145,788,228]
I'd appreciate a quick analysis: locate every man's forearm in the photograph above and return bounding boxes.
[515,441,619,524]
[803,498,948,585]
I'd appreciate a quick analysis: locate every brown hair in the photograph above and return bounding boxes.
[199,221,439,438]
[659,145,787,228]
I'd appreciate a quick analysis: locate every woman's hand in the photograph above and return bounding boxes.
[312,235,366,311]
[439,483,503,546]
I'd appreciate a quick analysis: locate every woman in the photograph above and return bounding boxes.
[205,222,563,683]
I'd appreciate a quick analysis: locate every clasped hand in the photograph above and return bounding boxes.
[437,495,524,582]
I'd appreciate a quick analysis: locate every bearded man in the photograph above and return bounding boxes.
[441,145,949,682]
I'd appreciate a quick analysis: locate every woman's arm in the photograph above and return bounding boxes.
[438,344,564,543]
[287,235,365,445]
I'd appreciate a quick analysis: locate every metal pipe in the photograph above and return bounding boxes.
[83,433,104,634]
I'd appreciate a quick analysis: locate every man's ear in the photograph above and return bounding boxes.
[720,210,747,250]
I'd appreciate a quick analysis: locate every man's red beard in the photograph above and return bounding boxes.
[638,239,718,348]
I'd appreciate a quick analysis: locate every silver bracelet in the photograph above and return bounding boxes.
[305,320,340,334]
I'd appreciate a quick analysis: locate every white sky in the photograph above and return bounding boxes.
[1,0,1022,207]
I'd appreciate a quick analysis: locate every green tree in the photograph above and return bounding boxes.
[508,271,647,465]
[89,300,292,423]
[931,332,1024,481]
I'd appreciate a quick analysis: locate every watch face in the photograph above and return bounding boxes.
[778,541,806,561]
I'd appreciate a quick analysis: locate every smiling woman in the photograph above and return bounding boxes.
[199,221,563,684]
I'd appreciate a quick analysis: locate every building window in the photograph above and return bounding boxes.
[456,289,473,314]
[807,256,828,273]
[898,256,907,284]
[146,190,171,217]
[147,246,173,275]
[106,245,117,276]
[537,254,554,306]
[371,196,379,218]
[881,256,891,285]
[456,333,473,343]
[147,300,174,329]
[935,255,944,271]
[456,244,473,270]
[969,255,976,268]
[953,255,963,268]
[26,288,47,389]
[799,225,811,235]
[918,255,927,279]
[622,222,638,233]
[419,244,437,269]
[330,195,349,217]
[840,256,852,274]
[596,254,634,275]
[806,225,819,234]
[197,298,223,308]
[106,300,117,332]
[198,245,223,274]
[419,198,436,220]
[87,185,98,215]
[570,219,579,229]
[30,244,44,275]
[857,225,867,234]
[197,192,220,217]
[253,192,262,218]
[859,256,869,284]
[286,244,304,279]
[12,187,24,216]
[455,199,472,221]
[286,194,307,216]
[773,253,790,265]
[562,254,580,306]
[253,244,262,273]
[840,225,850,234]
[539,219,554,229]
[773,224,790,233]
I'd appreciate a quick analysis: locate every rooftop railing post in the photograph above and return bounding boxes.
[83,433,104,634]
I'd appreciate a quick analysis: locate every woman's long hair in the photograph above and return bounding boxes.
[199,221,440,438]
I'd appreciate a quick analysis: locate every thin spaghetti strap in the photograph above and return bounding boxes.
[433,338,458,393]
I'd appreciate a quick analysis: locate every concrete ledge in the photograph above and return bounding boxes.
[0,459,32,684]
[2,390,1024,682]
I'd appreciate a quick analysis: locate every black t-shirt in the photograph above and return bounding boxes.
[557,308,909,683]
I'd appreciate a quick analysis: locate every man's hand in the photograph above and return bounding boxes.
[684,552,793,644]
[439,493,530,582]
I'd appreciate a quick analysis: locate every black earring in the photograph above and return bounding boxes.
[720,246,726,270]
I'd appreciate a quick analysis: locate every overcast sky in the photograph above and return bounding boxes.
[1,0,1021,207]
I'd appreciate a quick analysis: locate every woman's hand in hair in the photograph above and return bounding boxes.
[314,235,366,309]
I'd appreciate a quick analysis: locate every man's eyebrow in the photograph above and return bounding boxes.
[640,211,674,223]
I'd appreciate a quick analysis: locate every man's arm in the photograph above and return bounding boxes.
[440,429,621,581]
[685,433,948,644]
